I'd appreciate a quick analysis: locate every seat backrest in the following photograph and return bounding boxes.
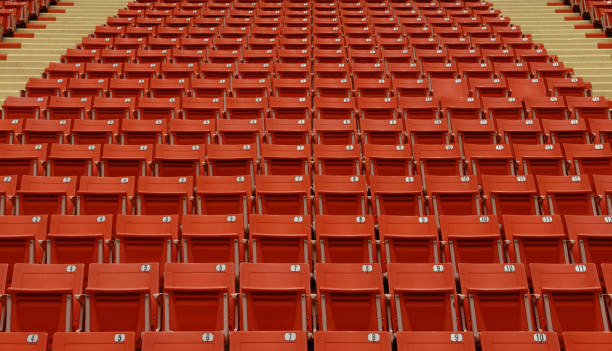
[52,332,136,351]
[0,332,48,351]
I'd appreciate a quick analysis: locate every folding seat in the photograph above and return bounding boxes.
[313,119,358,145]
[6,263,84,335]
[378,215,440,264]
[515,48,551,64]
[47,143,101,177]
[0,118,22,144]
[0,332,48,350]
[493,62,530,80]
[537,175,596,216]
[231,80,270,99]
[314,63,351,80]
[237,63,273,80]
[122,63,160,80]
[480,332,560,351]
[404,119,448,147]
[388,263,459,331]
[121,30,153,44]
[502,213,568,272]
[101,144,153,177]
[384,60,421,80]
[441,97,483,121]
[153,143,206,177]
[370,175,424,217]
[316,263,386,331]
[52,332,136,350]
[217,119,263,153]
[396,331,476,351]
[565,215,612,267]
[225,97,268,120]
[481,48,516,64]
[76,176,133,215]
[589,119,612,149]
[268,97,310,121]
[430,78,470,98]
[459,263,533,336]
[206,144,257,182]
[566,96,609,120]
[148,38,180,51]
[440,215,504,270]
[452,119,496,147]
[426,175,481,220]
[315,214,376,264]
[313,79,352,98]
[469,78,509,97]
[136,176,193,215]
[94,25,123,39]
[229,331,308,351]
[529,62,571,80]
[392,78,429,98]
[66,78,107,98]
[195,175,252,224]
[108,79,148,98]
[314,144,362,176]
[448,48,482,64]
[315,331,392,351]
[142,331,224,350]
[190,79,229,99]
[260,145,310,176]
[239,263,311,331]
[271,78,311,98]
[414,49,448,64]
[115,214,179,264]
[380,49,412,64]
[563,332,612,351]
[166,120,212,145]
[70,119,117,145]
[24,78,66,97]
[162,263,234,333]
[277,49,310,64]
[149,79,189,98]
[249,214,311,263]
[46,96,92,120]
[399,96,441,120]
[0,173,16,215]
[198,63,235,81]
[497,119,544,145]
[422,62,459,80]
[274,63,310,80]
[464,143,515,176]
[524,97,568,120]
[80,37,113,50]
[22,119,70,145]
[357,97,398,120]
[482,174,540,216]
[99,49,136,64]
[85,263,159,335]
[348,49,381,64]
[360,119,404,145]
[265,119,310,145]
[172,48,207,64]
[83,63,122,80]
[314,175,368,215]
[531,263,608,333]
[565,143,612,176]
[546,78,591,97]
[0,143,47,176]
[594,175,612,215]
[514,144,567,176]
[44,63,84,80]
[352,62,387,80]
[456,62,494,80]
[136,97,179,120]
[414,144,464,177]
[16,176,77,216]
[353,78,391,98]
[542,119,589,144]
[120,119,167,145]
[507,79,549,100]
[0,214,48,278]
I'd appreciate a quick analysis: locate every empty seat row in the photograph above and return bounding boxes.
[1,262,612,337]
[0,212,610,276]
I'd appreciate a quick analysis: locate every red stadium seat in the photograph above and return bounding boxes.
[71,119,119,145]
[531,263,607,333]
[525,96,568,120]
[566,96,609,120]
[255,175,310,216]
[379,215,440,264]
[414,144,464,177]
[565,215,612,267]
[240,263,311,331]
[22,119,69,145]
[120,119,167,146]
[142,331,224,350]
[508,78,548,99]
[163,263,235,332]
[536,175,596,216]
[0,119,23,144]
[196,175,252,227]
[261,145,310,176]
[405,119,450,145]
[16,175,76,216]
[459,263,534,336]
[136,176,193,215]
[168,119,214,145]
[0,332,48,351]
[388,263,460,331]
[564,143,612,176]
[265,119,311,145]
[426,175,482,221]
[7,263,84,335]
[399,97,441,120]
[480,332,560,351]
[496,119,544,145]
[314,175,368,215]
[593,175,612,215]
[482,97,525,120]
[452,119,497,146]
[53,332,136,350]
[313,119,357,145]
[47,143,101,177]
[0,175,16,215]
[315,332,392,351]
[114,215,178,264]
[514,144,567,176]
[85,263,159,336]
[370,176,424,216]
[181,215,244,266]
[136,97,179,120]
[360,119,404,145]
[396,331,476,351]
[0,216,48,276]
[482,175,539,217]
[249,214,311,264]
[464,144,515,176]
[47,214,113,265]
[315,215,376,264]
[153,144,205,177]
[229,331,308,351]
[563,332,612,351]
[316,263,386,331]
[314,144,361,176]
[2,97,47,120]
